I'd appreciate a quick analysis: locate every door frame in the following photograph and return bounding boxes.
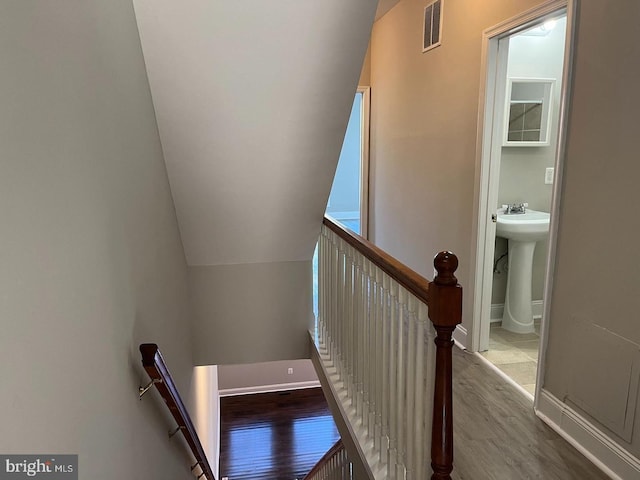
[358,86,371,239]
[326,87,371,238]
[470,0,577,398]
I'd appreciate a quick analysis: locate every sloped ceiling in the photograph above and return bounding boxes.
[375,0,400,20]
[133,0,377,266]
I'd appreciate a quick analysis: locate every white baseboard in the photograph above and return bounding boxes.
[536,389,640,480]
[490,300,544,322]
[218,380,321,397]
[490,304,503,322]
[453,324,468,349]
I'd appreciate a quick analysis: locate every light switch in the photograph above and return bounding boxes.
[545,167,554,185]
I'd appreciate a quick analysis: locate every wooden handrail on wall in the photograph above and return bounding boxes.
[139,344,216,480]
[322,216,462,480]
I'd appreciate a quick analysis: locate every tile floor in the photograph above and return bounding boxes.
[479,322,540,395]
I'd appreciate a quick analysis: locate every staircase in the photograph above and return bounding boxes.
[139,217,461,480]
[310,217,462,479]
[303,440,353,480]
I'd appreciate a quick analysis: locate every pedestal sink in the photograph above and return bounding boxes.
[496,209,550,333]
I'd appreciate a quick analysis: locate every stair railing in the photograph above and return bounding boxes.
[314,216,462,480]
[303,440,352,480]
[139,343,216,480]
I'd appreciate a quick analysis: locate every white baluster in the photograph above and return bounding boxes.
[341,246,350,385]
[323,229,330,350]
[395,288,407,480]
[348,246,357,404]
[316,223,441,480]
[405,295,418,479]
[324,229,331,345]
[337,239,346,367]
[425,320,437,477]
[380,272,391,465]
[318,232,323,342]
[318,229,324,341]
[373,265,384,455]
[354,252,364,415]
[413,301,428,479]
[361,258,369,433]
[333,233,340,362]
[365,258,374,435]
[367,260,377,440]
[345,246,353,397]
[387,279,399,479]
[359,256,367,422]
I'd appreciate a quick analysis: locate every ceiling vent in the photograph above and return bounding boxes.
[423,0,443,52]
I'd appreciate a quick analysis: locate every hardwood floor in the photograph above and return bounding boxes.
[219,388,339,480]
[452,347,609,480]
[219,350,609,480]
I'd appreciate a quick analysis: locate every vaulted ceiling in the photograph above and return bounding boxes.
[375,0,400,20]
[133,0,378,266]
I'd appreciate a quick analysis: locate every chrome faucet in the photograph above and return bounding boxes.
[503,202,528,214]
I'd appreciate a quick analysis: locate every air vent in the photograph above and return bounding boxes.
[423,0,443,52]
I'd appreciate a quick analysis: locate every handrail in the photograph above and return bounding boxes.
[303,439,345,480]
[139,344,216,480]
[322,215,462,480]
[323,215,430,305]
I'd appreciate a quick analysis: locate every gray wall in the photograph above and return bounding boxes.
[189,261,313,366]
[544,0,640,460]
[0,1,195,478]
[218,359,318,392]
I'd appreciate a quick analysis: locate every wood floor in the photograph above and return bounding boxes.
[452,347,609,480]
[219,388,339,480]
[220,350,609,480]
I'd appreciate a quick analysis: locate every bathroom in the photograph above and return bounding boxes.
[481,14,568,396]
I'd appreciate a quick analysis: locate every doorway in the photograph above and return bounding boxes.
[472,3,574,397]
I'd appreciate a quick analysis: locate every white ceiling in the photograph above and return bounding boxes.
[133,0,377,266]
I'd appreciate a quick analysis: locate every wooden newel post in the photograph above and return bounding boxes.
[428,251,463,480]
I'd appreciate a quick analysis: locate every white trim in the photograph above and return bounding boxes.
[452,324,468,349]
[218,380,321,397]
[326,210,360,221]
[490,304,503,321]
[470,23,508,352]
[358,86,371,239]
[490,299,544,321]
[503,77,555,146]
[534,0,578,410]
[422,0,443,53]
[536,389,640,480]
